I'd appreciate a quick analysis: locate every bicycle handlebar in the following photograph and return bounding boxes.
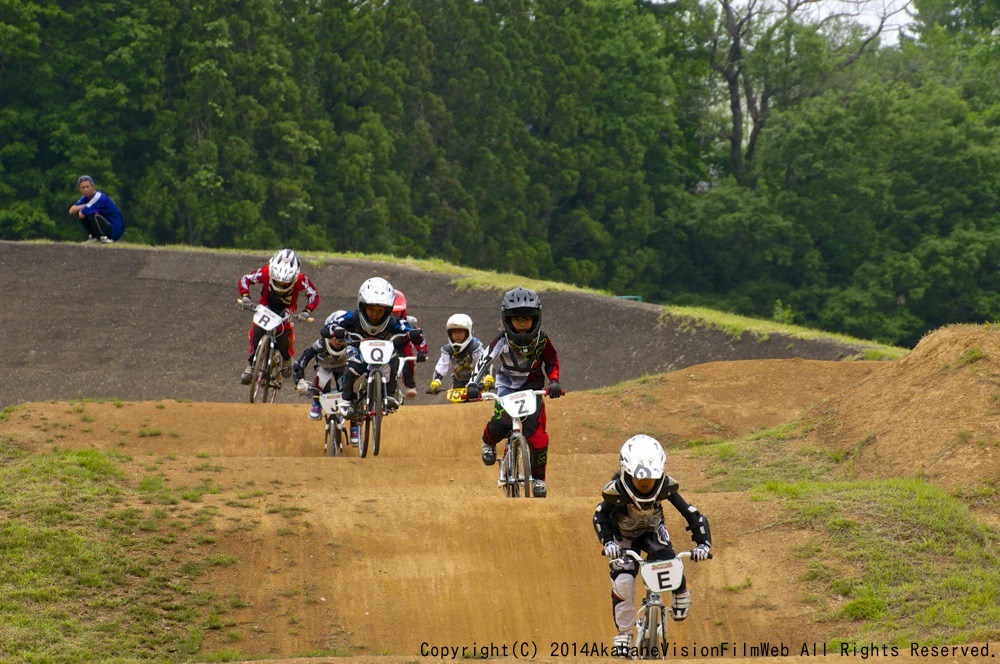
[238,299,313,323]
[609,549,712,562]
[343,331,415,345]
[475,388,550,402]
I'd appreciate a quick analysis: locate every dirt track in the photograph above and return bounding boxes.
[1,241,867,409]
[2,242,997,662]
[3,361,878,661]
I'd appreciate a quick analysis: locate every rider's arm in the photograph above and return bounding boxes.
[321,310,353,339]
[593,480,625,544]
[298,274,320,312]
[433,347,450,381]
[542,336,560,383]
[666,489,712,547]
[468,335,502,386]
[238,266,265,297]
[296,343,319,370]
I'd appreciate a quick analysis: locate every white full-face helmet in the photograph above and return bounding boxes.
[322,310,348,357]
[619,434,667,509]
[446,313,474,353]
[357,277,395,336]
[268,249,301,294]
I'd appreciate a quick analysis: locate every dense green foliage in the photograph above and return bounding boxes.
[1,0,997,345]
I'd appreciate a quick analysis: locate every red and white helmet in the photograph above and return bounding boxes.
[357,277,395,336]
[446,313,474,354]
[392,290,408,318]
[268,249,300,294]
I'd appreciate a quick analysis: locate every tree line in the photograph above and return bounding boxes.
[1,0,996,346]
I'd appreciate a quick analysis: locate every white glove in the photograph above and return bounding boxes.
[691,544,711,562]
[296,379,309,394]
[240,296,253,309]
[297,311,313,321]
[603,541,622,559]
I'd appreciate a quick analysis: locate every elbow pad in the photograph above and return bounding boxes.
[685,509,712,547]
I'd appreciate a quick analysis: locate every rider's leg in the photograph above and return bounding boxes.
[311,369,336,418]
[275,329,294,377]
[276,327,293,361]
[242,326,266,383]
[316,368,335,394]
[481,404,511,466]
[247,326,266,363]
[341,357,365,403]
[401,354,416,388]
[610,544,639,644]
[523,404,548,478]
[386,356,401,403]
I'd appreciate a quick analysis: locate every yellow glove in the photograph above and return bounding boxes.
[483,375,495,390]
[429,379,442,394]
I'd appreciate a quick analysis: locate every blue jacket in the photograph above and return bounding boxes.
[320,309,417,347]
[75,191,124,240]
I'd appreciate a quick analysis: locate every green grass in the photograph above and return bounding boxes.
[0,442,253,662]
[769,479,1000,645]
[663,305,907,359]
[692,421,844,491]
[697,424,1000,645]
[954,346,984,367]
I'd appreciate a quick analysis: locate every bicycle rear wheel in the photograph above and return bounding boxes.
[266,353,281,404]
[249,336,271,403]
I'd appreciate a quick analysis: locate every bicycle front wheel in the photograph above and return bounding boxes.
[358,393,370,459]
[502,440,517,497]
[370,375,384,457]
[515,434,533,498]
[324,416,339,457]
[249,336,271,403]
[638,604,664,660]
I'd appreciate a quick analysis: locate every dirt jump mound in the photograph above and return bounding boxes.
[805,324,1000,491]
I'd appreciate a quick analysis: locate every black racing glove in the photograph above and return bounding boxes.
[548,381,563,399]
[466,383,481,400]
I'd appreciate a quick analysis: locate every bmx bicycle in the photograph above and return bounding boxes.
[345,335,415,458]
[241,302,313,404]
[478,388,549,498]
[609,549,710,659]
[298,383,350,457]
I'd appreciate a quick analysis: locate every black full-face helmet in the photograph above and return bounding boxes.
[501,286,542,355]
